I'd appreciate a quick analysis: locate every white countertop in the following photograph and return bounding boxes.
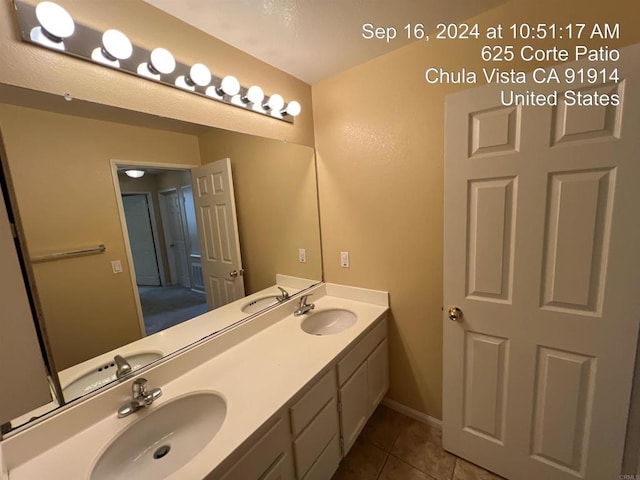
[9,276,317,429]
[2,283,388,479]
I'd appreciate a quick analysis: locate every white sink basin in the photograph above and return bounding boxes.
[241,295,280,314]
[63,352,162,400]
[301,309,357,335]
[91,392,226,480]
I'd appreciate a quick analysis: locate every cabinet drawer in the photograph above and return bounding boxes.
[219,417,292,480]
[293,397,339,477]
[262,452,295,480]
[302,434,341,480]
[337,317,387,385]
[290,369,336,436]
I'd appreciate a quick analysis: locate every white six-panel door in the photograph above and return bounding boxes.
[443,44,640,480]
[191,158,245,309]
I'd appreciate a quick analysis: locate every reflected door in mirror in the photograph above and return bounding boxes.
[192,158,245,309]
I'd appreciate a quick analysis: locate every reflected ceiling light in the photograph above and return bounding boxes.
[30,1,75,50]
[264,94,285,112]
[241,85,264,105]
[91,29,132,67]
[282,101,302,117]
[124,169,145,178]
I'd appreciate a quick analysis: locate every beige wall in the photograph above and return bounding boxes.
[0,0,314,147]
[198,130,322,293]
[0,103,200,369]
[312,0,640,419]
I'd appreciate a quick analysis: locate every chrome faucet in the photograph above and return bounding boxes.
[117,378,162,418]
[293,294,315,316]
[114,355,132,379]
[276,286,290,302]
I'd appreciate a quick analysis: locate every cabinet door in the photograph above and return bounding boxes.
[367,339,389,415]
[339,361,368,455]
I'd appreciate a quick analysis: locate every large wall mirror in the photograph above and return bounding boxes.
[0,84,322,430]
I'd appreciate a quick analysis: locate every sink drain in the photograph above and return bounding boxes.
[153,445,171,459]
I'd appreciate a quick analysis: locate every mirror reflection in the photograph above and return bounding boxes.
[0,86,321,426]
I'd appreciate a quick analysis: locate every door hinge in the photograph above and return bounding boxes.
[339,436,344,451]
[9,222,17,239]
[337,400,342,413]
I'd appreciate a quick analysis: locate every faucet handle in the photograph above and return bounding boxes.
[276,286,289,301]
[146,387,163,405]
[300,294,313,305]
[114,355,132,379]
[132,377,148,397]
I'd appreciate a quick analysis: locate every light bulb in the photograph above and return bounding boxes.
[265,94,285,111]
[91,29,132,67]
[101,29,132,60]
[187,63,211,87]
[148,48,176,75]
[242,85,264,104]
[30,1,74,50]
[283,101,302,117]
[35,2,75,40]
[218,75,240,96]
[124,170,145,178]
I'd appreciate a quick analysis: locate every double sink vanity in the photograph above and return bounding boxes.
[0,282,389,479]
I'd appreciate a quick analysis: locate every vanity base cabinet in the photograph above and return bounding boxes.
[337,318,389,456]
[214,416,295,480]
[212,315,388,480]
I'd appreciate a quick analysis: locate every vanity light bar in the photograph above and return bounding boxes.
[14,1,302,123]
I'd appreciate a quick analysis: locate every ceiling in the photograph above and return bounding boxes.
[144,0,506,85]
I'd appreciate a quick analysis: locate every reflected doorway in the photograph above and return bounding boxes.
[118,168,208,335]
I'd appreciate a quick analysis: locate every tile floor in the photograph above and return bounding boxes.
[332,405,505,480]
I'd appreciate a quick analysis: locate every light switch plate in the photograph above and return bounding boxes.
[299,248,307,263]
[340,251,350,268]
[111,260,123,274]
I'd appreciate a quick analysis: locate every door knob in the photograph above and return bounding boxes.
[448,306,463,321]
[229,269,244,278]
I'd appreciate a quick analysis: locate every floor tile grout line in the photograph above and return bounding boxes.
[388,453,442,480]
[375,452,390,480]
[449,456,458,480]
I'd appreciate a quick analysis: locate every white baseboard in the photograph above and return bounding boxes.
[382,397,443,430]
